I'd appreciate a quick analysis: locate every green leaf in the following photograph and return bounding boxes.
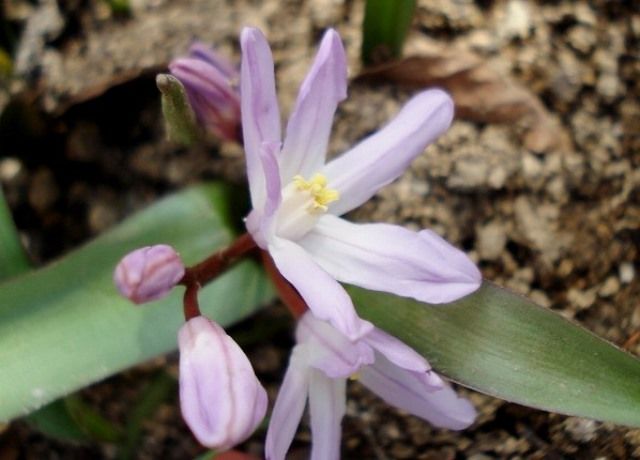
[361,0,416,65]
[64,395,123,443]
[0,184,274,422]
[350,282,640,427]
[0,188,97,441]
[23,399,89,442]
[0,48,11,79]
[25,395,124,444]
[118,371,176,459]
[0,186,30,279]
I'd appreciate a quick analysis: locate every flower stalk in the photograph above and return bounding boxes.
[260,250,307,319]
[179,233,258,320]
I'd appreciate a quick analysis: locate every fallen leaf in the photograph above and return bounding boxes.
[356,41,566,153]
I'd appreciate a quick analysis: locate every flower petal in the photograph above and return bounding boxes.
[259,141,283,219]
[308,371,346,460]
[279,29,347,183]
[188,42,238,80]
[114,244,184,304]
[170,55,241,142]
[265,346,311,460]
[246,141,282,248]
[268,237,373,340]
[297,312,374,378]
[240,27,282,210]
[360,352,476,430]
[362,328,439,381]
[170,58,237,106]
[178,317,268,449]
[300,215,481,304]
[322,89,454,216]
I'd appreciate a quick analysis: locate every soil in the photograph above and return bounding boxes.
[0,0,639,458]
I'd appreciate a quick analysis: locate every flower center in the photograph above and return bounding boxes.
[292,174,340,214]
[275,173,339,240]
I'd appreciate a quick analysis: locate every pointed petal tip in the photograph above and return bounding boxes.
[448,397,478,430]
[321,28,348,98]
[240,27,266,47]
[413,87,455,125]
[344,317,375,341]
[240,26,257,38]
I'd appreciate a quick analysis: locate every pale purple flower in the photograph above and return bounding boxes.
[240,27,482,341]
[113,244,185,304]
[265,312,476,460]
[170,42,241,142]
[178,315,268,450]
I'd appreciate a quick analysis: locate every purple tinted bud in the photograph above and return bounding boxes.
[113,244,185,304]
[178,316,268,450]
[188,42,237,80]
[169,43,241,142]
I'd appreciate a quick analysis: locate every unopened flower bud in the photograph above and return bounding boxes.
[169,42,241,142]
[178,316,267,450]
[113,244,185,304]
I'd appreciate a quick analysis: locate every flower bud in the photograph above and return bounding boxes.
[113,244,185,304]
[169,42,241,142]
[178,316,267,450]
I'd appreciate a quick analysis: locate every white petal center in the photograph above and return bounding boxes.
[275,174,339,240]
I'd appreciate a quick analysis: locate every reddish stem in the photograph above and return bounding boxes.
[181,233,257,287]
[260,250,308,319]
[183,284,201,320]
[180,233,258,321]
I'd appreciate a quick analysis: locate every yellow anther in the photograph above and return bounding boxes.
[292,174,339,213]
[349,372,360,381]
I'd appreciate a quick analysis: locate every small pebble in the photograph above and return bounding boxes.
[619,263,635,284]
[0,158,22,182]
[598,276,620,298]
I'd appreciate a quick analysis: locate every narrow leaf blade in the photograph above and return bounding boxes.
[361,0,416,65]
[0,186,30,279]
[0,184,273,421]
[23,399,89,442]
[350,282,640,427]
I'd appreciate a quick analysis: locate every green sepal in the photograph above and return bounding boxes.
[157,73,200,146]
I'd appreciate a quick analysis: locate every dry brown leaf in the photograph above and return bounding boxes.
[356,46,565,153]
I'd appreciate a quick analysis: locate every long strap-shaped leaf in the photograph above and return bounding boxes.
[350,282,640,427]
[0,184,274,422]
[0,186,30,279]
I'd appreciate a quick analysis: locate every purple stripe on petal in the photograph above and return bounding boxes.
[322,89,454,216]
[280,29,348,183]
[114,244,184,304]
[308,371,345,460]
[253,141,283,244]
[188,42,238,80]
[297,313,374,378]
[169,57,241,142]
[240,27,282,211]
[170,58,236,102]
[362,327,437,377]
[265,347,311,460]
[178,317,267,449]
[359,352,476,430]
[301,215,481,304]
[258,141,282,218]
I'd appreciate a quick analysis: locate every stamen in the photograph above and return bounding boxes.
[292,174,340,213]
